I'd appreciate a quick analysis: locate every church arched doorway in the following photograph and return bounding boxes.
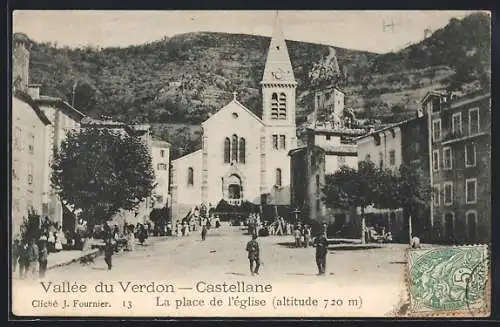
[227,174,243,205]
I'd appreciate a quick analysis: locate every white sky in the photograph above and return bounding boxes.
[13,10,481,53]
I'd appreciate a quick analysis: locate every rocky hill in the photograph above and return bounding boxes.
[19,12,490,158]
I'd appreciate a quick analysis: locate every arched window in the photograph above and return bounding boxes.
[278,92,287,119]
[271,93,279,119]
[231,134,238,162]
[187,167,194,186]
[275,168,282,187]
[224,137,230,163]
[239,138,246,164]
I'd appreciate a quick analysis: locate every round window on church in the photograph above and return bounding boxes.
[232,112,238,119]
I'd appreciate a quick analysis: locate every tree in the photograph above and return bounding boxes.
[51,127,156,227]
[322,160,381,244]
[372,163,432,242]
[20,208,42,243]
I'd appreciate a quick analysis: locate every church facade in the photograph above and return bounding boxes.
[171,17,297,219]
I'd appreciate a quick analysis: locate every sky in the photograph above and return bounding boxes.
[12,10,481,53]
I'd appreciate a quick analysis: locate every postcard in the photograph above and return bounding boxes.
[10,10,491,318]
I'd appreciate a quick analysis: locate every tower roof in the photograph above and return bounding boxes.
[261,14,296,84]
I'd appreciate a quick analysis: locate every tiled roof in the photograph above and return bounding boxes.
[307,123,367,136]
[13,89,51,125]
[317,144,357,154]
[287,146,307,156]
[354,118,421,141]
[80,117,127,127]
[152,139,171,148]
[36,97,86,121]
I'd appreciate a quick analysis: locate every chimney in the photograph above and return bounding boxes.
[12,34,31,91]
[416,107,424,118]
[28,84,41,100]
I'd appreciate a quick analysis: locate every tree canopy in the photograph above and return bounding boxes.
[322,160,432,243]
[51,128,156,226]
[322,160,380,211]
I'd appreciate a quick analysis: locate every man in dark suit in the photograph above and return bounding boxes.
[313,232,328,276]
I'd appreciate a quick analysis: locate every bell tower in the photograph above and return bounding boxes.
[259,13,297,206]
[261,13,297,127]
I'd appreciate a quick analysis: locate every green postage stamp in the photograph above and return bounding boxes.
[407,245,490,317]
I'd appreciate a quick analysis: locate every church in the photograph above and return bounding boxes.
[171,16,297,219]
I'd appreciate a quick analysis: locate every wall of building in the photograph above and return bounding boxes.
[429,94,491,244]
[289,149,307,212]
[357,127,402,171]
[171,150,202,220]
[401,117,431,241]
[39,104,81,227]
[356,126,406,240]
[201,102,264,206]
[313,87,344,125]
[151,144,170,209]
[12,40,29,89]
[12,97,48,235]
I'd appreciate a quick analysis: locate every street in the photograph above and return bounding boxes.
[13,224,410,316]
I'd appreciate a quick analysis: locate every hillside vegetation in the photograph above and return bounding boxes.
[21,12,490,158]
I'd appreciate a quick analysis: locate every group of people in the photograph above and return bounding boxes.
[12,236,49,279]
[245,225,329,276]
[41,217,68,252]
[11,217,73,280]
[267,216,295,236]
[174,206,221,239]
[365,224,393,243]
[293,223,313,248]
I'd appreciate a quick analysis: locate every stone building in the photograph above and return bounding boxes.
[12,34,52,234]
[171,16,297,219]
[12,33,87,231]
[12,89,51,235]
[151,139,171,210]
[289,82,366,237]
[424,90,491,244]
[36,96,86,228]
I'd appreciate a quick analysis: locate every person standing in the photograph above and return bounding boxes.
[38,236,48,278]
[293,227,302,248]
[303,224,312,248]
[12,238,21,273]
[104,238,114,270]
[138,224,148,245]
[26,237,39,279]
[245,234,260,276]
[275,216,283,236]
[313,232,329,276]
[18,240,28,279]
[201,225,208,241]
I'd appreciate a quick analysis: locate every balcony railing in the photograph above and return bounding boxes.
[227,199,243,206]
[442,131,464,142]
[441,130,488,145]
